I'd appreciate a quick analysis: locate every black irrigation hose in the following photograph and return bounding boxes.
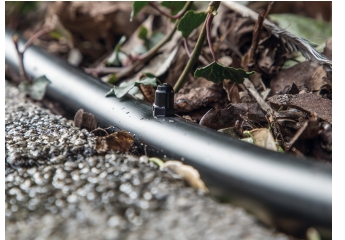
[5,29,331,235]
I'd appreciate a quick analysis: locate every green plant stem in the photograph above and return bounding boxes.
[173,20,207,93]
[173,1,220,93]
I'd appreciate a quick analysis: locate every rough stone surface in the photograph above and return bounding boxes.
[5,81,290,240]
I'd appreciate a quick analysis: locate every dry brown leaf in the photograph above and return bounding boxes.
[223,80,240,103]
[269,61,319,95]
[268,93,332,123]
[163,161,208,193]
[249,128,277,151]
[96,130,134,153]
[199,103,267,130]
[74,109,97,131]
[174,84,228,113]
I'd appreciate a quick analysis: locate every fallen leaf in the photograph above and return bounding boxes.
[163,160,208,193]
[106,77,158,98]
[107,36,127,67]
[199,103,267,130]
[96,130,134,153]
[245,128,278,151]
[268,93,332,123]
[174,83,228,113]
[270,61,319,95]
[74,109,98,131]
[18,75,51,100]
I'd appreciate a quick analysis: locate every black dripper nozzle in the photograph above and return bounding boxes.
[153,83,175,117]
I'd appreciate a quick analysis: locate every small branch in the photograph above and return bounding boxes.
[84,67,122,76]
[174,1,220,93]
[12,35,27,81]
[249,2,273,63]
[183,38,191,57]
[243,78,271,113]
[206,13,217,62]
[284,120,308,151]
[22,26,54,53]
[148,1,193,20]
[12,25,54,82]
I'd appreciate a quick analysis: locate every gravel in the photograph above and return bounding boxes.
[5,81,290,240]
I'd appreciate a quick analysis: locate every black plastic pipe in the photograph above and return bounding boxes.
[5,29,331,235]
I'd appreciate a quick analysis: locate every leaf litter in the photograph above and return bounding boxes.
[8,1,332,165]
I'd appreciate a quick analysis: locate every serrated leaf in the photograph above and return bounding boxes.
[107,36,127,66]
[160,1,186,15]
[130,1,148,22]
[177,10,207,38]
[106,77,158,98]
[138,26,148,40]
[269,14,332,45]
[30,76,51,100]
[194,62,255,84]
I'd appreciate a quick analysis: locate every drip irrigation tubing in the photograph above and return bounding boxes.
[5,29,331,235]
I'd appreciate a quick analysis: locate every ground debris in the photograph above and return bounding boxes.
[96,130,134,154]
[199,103,267,130]
[174,83,229,113]
[163,160,208,194]
[74,109,98,131]
[268,93,332,123]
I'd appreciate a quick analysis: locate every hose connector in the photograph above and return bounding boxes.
[153,83,174,117]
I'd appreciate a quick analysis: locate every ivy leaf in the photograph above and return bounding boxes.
[18,75,51,100]
[194,62,255,84]
[107,36,126,66]
[130,1,148,22]
[177,10,207,38]
[106,77,158,98]
[160,1,186,15]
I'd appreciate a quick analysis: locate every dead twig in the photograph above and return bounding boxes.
[12,25,54,82]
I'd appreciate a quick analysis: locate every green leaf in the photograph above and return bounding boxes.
[30,76,51,100]
[143,72,157,78]
[107,36,127,66]
[106,77,158,98]
[177,10,207,38]
[194,62,255,84]
[18,76,51,100]
[138,26,148,40]
[160,1,186,15]
[130,1,148,22]
[269,14,332,45]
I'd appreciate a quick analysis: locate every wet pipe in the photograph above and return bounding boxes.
[5,29,331,236]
